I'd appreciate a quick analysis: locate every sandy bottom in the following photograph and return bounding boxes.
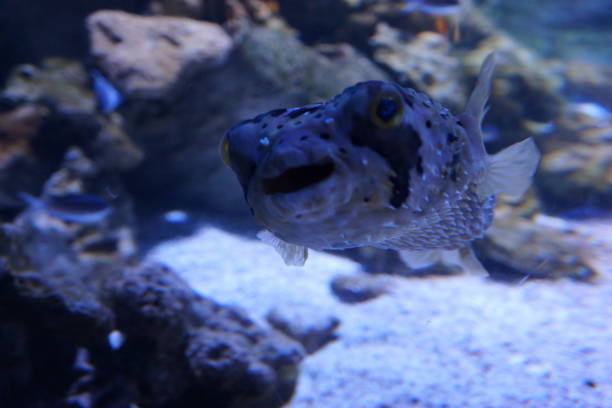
[147,216,611,408]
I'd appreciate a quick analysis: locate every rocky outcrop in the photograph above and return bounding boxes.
[87,10,234,98]
[0,139,304,407]
[0,58,143,210]
[0,260,304,407]
[86,13,388,212]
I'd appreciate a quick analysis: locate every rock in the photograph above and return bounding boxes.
[5,148,137,288]
[538,141,612,212]
[478,0,612,64]
[108,22,387,212]
[565,60,612,109]
[339,246,465,277]
[106,262,304,407]
[0,58,143,174]
[2,58,96,115]
[473,203,598,281]
[1,138,303,406]
[0,103,49,209]
[536,101,612,212]
[267,305,340,354]
[1,229,304,407]
[144,215,612,408]
[0,261,114,408]
[0,0,150,82]
[330,273,388,303]
[149,0,205,18]
[240,26,389,103]
[277,0,354,43]
[0,57,142,214]
[370,23,467,108]
[87,10,234,99]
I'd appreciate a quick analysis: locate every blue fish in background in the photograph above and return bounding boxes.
[400,0,462,16]
[90,69,122,114]
[18,192,113,224]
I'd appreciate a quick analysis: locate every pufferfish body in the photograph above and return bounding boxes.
[220,53,540,272]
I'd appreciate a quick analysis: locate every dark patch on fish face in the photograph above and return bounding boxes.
[416,156,424,175]
[388,174,410,208]
[347,111,422,208]
[450,153,461,182]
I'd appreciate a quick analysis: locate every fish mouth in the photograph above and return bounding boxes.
[261,160,335,194]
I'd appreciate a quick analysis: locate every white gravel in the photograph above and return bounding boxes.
[146,219,612,408]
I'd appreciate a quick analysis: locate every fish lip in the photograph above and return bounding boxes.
[260,157,335,195]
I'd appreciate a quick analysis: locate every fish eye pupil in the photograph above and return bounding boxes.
[377,98,398,122]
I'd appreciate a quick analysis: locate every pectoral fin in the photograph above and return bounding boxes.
[477,137,541,199]
[257,230,308,266]
[399,246,488,276]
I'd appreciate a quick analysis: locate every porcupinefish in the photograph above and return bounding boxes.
[220,53,540,273]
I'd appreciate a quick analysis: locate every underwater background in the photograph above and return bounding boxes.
[0,0,610,407]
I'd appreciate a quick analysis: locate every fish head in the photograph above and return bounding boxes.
[221,106,360,224]
[221,81,420,227]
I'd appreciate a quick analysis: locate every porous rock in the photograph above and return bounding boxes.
[109,22,387,212]
[87,10,234,98]
[105,262,304,407]
[267,305,340,354]
[370,23,467,108]
[1,192,303,407]
[533,94,612,211]
[330,273,388,303]
[473,203,598,281]
[0,57,143,212]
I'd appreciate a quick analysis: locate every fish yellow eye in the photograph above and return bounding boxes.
[368,93,404,129]
[220,136,232,166]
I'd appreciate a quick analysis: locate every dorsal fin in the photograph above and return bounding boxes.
[464,52,497,128]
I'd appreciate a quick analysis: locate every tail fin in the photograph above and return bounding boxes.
[476,137,541,199]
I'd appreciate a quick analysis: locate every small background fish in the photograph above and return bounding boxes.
[19,192,113,224]
[90,69,122,114]
[221,53,540,272]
